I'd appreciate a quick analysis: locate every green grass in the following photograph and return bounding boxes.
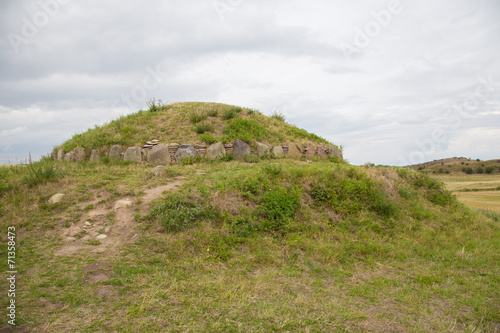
[55,102,334,155]
[0,160,499,331]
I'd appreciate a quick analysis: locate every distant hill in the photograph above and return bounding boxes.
[408,157,500,175]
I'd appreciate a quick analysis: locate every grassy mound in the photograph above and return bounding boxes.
[0,157,498,331]
[56,102,335,155]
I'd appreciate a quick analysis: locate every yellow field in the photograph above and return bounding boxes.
[434,173,500,213]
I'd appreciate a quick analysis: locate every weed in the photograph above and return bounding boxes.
[243,154,260,164]
[147,195,219,232]
[85,239,100,245]
[220,152,234,162]
[247,109,255,115]
[188,111,207,124]
[147,98,163,112]
[23,157,61,187]
[271,110,286,122]
[222,109,238,120]
[199,134,218,144]
[262,164,282,177]
[260,186,301,230]
[194,123,213,134]
[207,109,218,117]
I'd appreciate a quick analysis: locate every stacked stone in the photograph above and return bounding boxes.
[54,141,342,164]
[142,139,159,150]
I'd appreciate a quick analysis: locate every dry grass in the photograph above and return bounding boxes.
[0,155,499,332]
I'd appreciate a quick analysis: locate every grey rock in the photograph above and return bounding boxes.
[89,149,101,163]
[151,165,167,177]
[287,143,303,158]
[205,142,226,159]
[233,139,250,159]
[147,144,170,165]
[57,149,64,161]
[317,145,327,159]
[174,144,197,162]
[63,151,74,162]
[124,147,142,162]
[109,145,121,160]
[305,143,316,159]
[74,147,86,162]
[271,146,284,157]
[255,142,270,157]
[327,145,343,160]
[96,234,107,239]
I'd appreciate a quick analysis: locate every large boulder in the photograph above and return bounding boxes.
[271,146,284,158]
[57,149,64,161]
[255,142,270,157]
[109,145,121,160]
[124,147,142,162]
[74,147,86,162]
[287,143,303,158]
[327,145,343,160]
[147,144,170,165]
[89,149,101,163]
[174,144,197,162]
[317,145,327,159]
[233,139,250,159]
[205,142,226,160]
[305,142,316,159]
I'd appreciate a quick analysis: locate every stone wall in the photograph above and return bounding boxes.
[53,140,343,164]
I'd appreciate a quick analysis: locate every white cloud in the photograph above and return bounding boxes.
[0,0,499,165]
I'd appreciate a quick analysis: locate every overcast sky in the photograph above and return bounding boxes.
[1,0,499,165]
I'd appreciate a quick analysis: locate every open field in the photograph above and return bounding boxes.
[433,173,500,213]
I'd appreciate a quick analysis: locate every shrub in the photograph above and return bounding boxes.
[476,167,484,174]
[147,196,218,232]
[270,111,286,122]
[23,158,61,187]
[464,167,473,174]
[188,111,207,124]
[195,123,213,134]
[199,134,218,144]
[485,166,495,174]
[147,98,163,112]
[247,109,255,115]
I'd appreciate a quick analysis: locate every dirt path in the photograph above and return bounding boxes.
[55,178,184,256]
